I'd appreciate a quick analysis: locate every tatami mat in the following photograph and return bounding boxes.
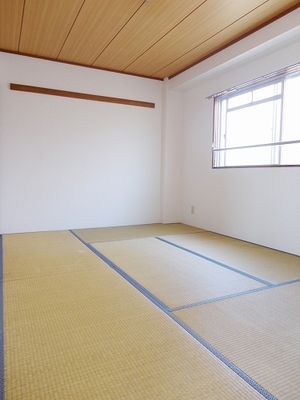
[159,232,300,284]
[72,223,204,243]
[3,231,264,399]
[3,230,102,280]
[92,237,266,310]
[174,282,300,400]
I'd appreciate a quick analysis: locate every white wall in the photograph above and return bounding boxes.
[0,52,164,233]
[160,78,183,223]
[176,10,300,256]
[2,9,300,256]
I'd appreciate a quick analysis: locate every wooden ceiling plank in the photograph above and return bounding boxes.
[0,0,24,51]
[92,0,207,71]
[19,0,84,58]
[1,0,299,80]
[58,0,144,65]
[152,0,300,79]
[123,0,287,77]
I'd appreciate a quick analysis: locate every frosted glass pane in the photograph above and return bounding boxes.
[282,74,300,141]
[228,92,251,108]
[226,101,280,148]
[280,143,300,165]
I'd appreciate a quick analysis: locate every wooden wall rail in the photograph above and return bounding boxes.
[10,83,155,109]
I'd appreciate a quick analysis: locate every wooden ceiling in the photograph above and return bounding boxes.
[1,0,300,80]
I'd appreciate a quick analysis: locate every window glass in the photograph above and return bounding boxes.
[228,92,252,109]
[252,82,281,102]
[212,68,300,168]
[282,74,300,142]
[226,101,278,148]
[280,143,300,165]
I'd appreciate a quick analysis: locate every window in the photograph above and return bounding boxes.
[212,63,300,167]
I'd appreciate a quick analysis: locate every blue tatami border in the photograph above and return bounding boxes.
[70,230,276,400]
[156,236,274,286]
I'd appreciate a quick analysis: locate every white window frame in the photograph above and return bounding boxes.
[211,62,300,168]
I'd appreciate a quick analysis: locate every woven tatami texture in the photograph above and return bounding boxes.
[174,282,300,400]
[3,230,264,399]
[3,230,101,280]
[160,232,300,284]
[92,237,265,309]
[72,223,204,243]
